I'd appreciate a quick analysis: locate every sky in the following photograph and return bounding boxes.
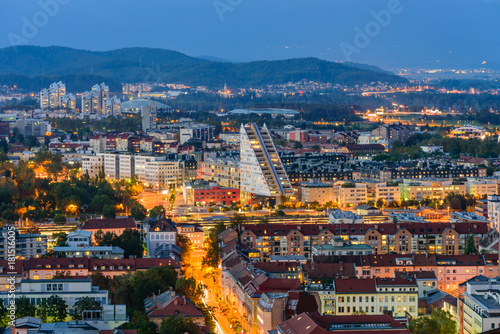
[0,0,499,69]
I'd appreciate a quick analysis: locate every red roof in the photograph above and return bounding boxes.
[253,261,301,273]
[335,278,376,293]
[375,277,418,287]
[302,263,357,279]
[394,271,437,280]
[23,257,89,271]
[82,217,137,230]
[0,259,24,275]
[240,221,488,237]
[277,312,410,334]
[147,296,204,318]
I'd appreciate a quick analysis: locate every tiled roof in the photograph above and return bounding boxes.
[82,217,137,230]
[375,277,418,287]
[147,296,204,318]
[335,278,376,293]
[302,263,356,279]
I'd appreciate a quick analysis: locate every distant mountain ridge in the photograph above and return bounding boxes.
[0,46,407,92]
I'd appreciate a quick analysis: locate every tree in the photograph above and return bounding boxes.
[47,295,68,322]
[159,316,200,334]
[464,234,478,255]
[202,227,221,270]
[376,198,386,209]
[36,299,49,323]
[0,302,8,328]
[102,204,116,218]
[149,205,166,218]
[175,277,205,303]
[293,141,303,149]
[113,266,177,314]
[53,232,68,247]
[17,296,36,318]
[72,297,103,320]
[408,309,456,334]
[122,311,158,334]
[53,271,71,279]
[91,272,112,292]
[131,202,147,221]
[53,213,66,224]
[229,213,247,230]
[116,228,144,258]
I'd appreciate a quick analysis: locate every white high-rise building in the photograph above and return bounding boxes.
[240,123,293,201]
[60,93,76,113]
[82,153,182,189]
[488,195,500,231]
[82,83,111,114]
[105,96,122,116]
[142,102,157,132]
[40,81,74,111]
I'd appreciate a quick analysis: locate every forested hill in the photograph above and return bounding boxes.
[0,46,407,92]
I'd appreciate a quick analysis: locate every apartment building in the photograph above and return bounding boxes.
[0,227,47,260]
[144,160,182,188]
[488,195,500,230]
[319,253,498,293]
[179,124,215,144]
[467,179,499,198]
[40,81,76,112]
[298,179,334,204]
[240,123,294,200]
[82,153,185,187]
[0,278,108,315]
[199,157,241,189]
[276,313,411,334]
[81,217,137,243]
[399,179,466,201]
[372,122,412,143]
[176,224,204,248]
[333,183,368,207]
[16,119,51,136]
[146,219,177,257]
[22,257,181,280]
[239,221,488,261]
[460,277,500,334]
[184,181,240,206]
[379,165,487,181]
[332,277,418,318]
[82,83,110,114]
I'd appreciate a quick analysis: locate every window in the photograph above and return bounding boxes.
[33,274,39,280]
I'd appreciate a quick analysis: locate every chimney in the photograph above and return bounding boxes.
[157,301,161,309]
[183,296,186,305]
[153,293,156,301]
[170,287,175,297]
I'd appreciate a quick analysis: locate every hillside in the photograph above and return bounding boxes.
[0,46,407,91]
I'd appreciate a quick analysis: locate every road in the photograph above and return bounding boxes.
[185,245,239,334]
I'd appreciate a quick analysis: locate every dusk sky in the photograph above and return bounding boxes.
[1,0,499,69]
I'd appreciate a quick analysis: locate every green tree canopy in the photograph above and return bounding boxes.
[408,309,456,334]
[72,297,103,321]
[159,316,199,334]
[131,202,147,221]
